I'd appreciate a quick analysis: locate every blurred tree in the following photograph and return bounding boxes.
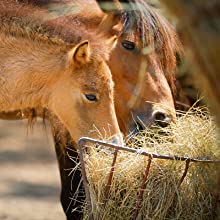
[160,0,220,126]
[159,0,220,217]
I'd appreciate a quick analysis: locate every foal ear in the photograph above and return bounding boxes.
[71,40,91,66]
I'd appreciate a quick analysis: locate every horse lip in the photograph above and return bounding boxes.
[130,111,153,131]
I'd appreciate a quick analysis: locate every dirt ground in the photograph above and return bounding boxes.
[0,119,66,220]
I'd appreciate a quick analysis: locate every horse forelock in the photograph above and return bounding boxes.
[119,0,183,97]
[0,0,111,63]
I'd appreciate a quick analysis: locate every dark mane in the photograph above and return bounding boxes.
[119,0,182,96]
[0,0,111,61]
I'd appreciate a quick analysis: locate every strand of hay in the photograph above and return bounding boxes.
[82,108,219,219]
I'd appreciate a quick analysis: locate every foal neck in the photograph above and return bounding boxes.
[0,31,67,112]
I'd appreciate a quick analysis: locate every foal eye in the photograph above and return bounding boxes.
[85,94,97,102]
[121,40,135,50]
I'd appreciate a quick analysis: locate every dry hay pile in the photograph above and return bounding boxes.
[82,108,220,220]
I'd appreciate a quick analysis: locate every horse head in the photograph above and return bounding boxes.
[97,0,181,134]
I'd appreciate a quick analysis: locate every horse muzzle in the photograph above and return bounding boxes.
[129,108,176,134]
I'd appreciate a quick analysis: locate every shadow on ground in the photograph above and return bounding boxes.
[0,119,65,220]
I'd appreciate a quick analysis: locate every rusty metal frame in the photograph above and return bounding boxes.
[78,137,220,220]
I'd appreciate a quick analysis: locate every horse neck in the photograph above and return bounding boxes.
[0,31,65,112]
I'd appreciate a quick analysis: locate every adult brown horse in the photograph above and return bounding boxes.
[0,0,180,219]
[96,0,179,132]
[0,1,123,154]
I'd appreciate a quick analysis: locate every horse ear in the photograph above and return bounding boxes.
[97,1,127,36]
[98,12,122,36]
[71,40,91,66]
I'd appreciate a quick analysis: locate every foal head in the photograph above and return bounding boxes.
[0,1,122,146]
[49,37,122,145]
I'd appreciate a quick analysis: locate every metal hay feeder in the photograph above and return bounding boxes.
[78,137,220,220]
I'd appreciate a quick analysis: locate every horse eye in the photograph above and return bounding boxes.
[85,94,97,102]
[121,40,135,50]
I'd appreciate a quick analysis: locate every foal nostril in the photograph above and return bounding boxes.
[153,111,172,128]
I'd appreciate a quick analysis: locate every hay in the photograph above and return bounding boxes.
[82,108,220,219]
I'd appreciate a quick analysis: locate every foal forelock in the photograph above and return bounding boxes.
[118,0,182,97]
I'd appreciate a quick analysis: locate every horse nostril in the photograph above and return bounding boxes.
[155,112,166,121]
[153,111,171,128]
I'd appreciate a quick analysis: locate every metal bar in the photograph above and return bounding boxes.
[78,139,94,220]
[133,155,152,220]
[78,137,220,164]
[98,149,119,220]
[178,159,190,188]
